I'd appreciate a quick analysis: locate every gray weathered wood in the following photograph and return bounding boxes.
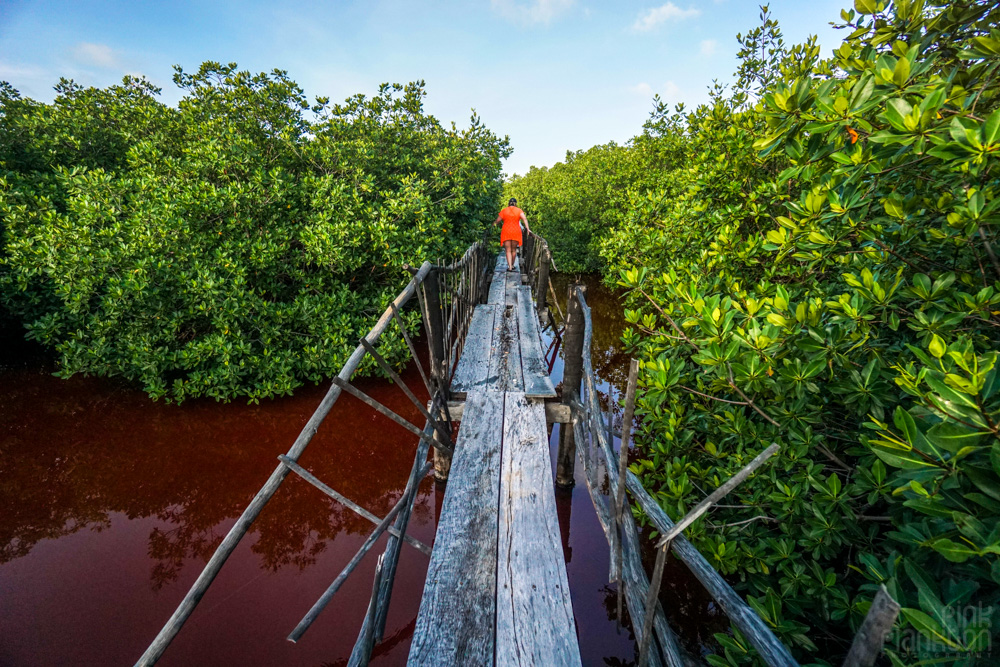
[289,460,433,642]
[496,392,582,667]
[516,286,556,398]
[348,553,386,667]
[595,406,684,667]
[656,443,780,549]
[488,269,508,304]
[505,270,519,307]
[450,305,498,398]
[277,455,430,556]
[842,585,900,667]
[408,389,505,666]
[615,359,641,628]
[624,470,799,666]
[429,399,571,424]
[136,261,434,667]
[488,303,524,392]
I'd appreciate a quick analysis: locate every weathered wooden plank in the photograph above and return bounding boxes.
[488,270,508,304]
[429,400,571,423]
[496,392,582,667]
[488,304,524,392]
[843,585,899,667]
[409,389,504,666]
[495,251,507,272]
[505,270,519,307]
[450,305,499,398]
[516,286,556,398]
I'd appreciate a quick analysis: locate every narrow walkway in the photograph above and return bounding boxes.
[409,254,580,666]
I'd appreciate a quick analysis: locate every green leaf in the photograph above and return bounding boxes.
[901,608,962,648]
[854,0,877,14]
[929,538,979,563]
[928,334,946,359]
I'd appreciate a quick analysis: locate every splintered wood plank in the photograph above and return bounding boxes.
[488,304,524,392]
[450,305,499,398]
[516,286,556,398]
[409,389,504,666]
[496,392,582,667]
[488,270,508,305]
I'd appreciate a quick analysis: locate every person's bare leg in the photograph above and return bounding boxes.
[505,241,514,270]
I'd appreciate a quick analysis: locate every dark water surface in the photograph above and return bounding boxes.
[0,274,715,666]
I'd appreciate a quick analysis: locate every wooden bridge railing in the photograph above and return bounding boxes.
[563,284,798,667]
[136,235,498,666]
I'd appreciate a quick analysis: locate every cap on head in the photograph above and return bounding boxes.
[508,198,517,206]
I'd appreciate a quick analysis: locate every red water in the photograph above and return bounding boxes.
[0,277,718,666]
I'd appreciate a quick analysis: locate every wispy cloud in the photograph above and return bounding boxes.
[491,0,575,25]
[632,2,700,32]
[71,42,121,69]
[629,80,681,100]
[699,39,718,55]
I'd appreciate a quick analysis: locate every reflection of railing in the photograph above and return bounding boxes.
[136,239,494,666]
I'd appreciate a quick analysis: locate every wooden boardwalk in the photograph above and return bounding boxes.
[409,254,579,666]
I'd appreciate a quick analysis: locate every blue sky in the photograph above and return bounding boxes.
[0,0,850,175]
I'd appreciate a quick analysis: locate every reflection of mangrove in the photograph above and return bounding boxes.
[0,360,433,589]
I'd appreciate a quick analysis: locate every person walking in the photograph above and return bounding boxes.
[495,198,530,272]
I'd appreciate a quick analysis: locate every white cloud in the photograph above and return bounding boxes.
[700,39,718,55]
[491,0,575,25]
[661,80,681,99]
[629,82,653,95]
[71,42,121,69]
[632,2,700,32]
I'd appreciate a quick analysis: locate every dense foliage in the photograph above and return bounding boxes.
[0,64,509,401]
[504,143,642,272]
[537,1,1000,663]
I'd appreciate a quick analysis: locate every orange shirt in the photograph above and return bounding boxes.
[499,206,523,225]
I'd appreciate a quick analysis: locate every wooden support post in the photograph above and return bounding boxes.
[557,284,585,488]
[422,267,453,481]
[536,245,550,315]
[614,359,640,630]
[842,585,900,667]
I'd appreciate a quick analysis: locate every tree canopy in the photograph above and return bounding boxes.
[0,63,510,402]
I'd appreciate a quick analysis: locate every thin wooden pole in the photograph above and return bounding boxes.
[277,455,431,556]
[359,338,452,451]
[842,585,900,667]
[536,245,550,313]
[135,261,433,667]
[615,359,640,629]
[288,460,433,642]
[347,553,386,667]
[656,443,780,549]
[389,302,432,397]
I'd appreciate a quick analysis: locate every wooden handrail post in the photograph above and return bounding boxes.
[535,245,550,316]
[557,284,585,487]
[421,267,452,482]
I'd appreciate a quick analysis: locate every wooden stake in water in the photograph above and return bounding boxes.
[614,359,640,630]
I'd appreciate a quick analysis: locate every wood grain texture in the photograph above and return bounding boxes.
[496,392,582,667]
[409,389,504,666]
[505,271,519,306]
[488,304,524,392]
[450,305,498,398]
[488,270,508,305]
[516,287,556,399]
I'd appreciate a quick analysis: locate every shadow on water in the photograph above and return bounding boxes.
[0,272,721,667]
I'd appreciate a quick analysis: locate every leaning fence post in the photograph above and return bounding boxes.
[557,284,585,487]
